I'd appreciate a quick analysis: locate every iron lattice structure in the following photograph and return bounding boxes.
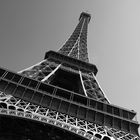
[0,12,139,140]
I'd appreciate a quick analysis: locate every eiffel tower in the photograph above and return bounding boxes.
[0,12,139,140]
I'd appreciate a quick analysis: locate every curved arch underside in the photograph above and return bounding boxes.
[0,115,86,140]
[0,91,138,140]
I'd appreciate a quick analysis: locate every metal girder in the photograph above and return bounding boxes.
[0,91,139,140]
[0,66,138,133]
[58,14,89,62]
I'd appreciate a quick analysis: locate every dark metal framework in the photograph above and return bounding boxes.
[0,12,139,140]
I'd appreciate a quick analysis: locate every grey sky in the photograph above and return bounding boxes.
[0,0,140,129]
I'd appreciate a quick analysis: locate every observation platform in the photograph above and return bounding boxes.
[0,67,139,136]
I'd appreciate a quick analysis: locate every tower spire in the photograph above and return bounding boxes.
[58,12,91,62]
[18,12,109,103]
[0,12,139,140]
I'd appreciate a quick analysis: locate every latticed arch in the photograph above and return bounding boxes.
[0,12,139,140]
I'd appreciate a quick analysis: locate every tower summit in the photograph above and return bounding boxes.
[58,12,91,62]
[0,12,139,140]
[79,12,91,22]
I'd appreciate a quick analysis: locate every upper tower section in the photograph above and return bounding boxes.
[58,12,91,62]
[79,12,91,23]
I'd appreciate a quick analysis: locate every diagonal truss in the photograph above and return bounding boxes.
[1,12,139,140]
[58,13,89,62]
[17,12,109,103]
[0,91,139,140]
[18,60,109,103]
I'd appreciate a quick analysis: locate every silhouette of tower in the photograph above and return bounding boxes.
[0,12,139,140]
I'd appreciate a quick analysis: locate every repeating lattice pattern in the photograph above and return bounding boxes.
[58,16,89,62]
[17,12,109,103]
[81,71,109,103]
[11,12,139,140]
[106,128,140,140]
[19,59,109,103]
[58,18,84,56]
[0,91,139,140]
[69,42,79,59]
[78,17,89,62]
[19,59,59,82]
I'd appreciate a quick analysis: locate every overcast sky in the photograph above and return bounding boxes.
[0,0,140,130]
